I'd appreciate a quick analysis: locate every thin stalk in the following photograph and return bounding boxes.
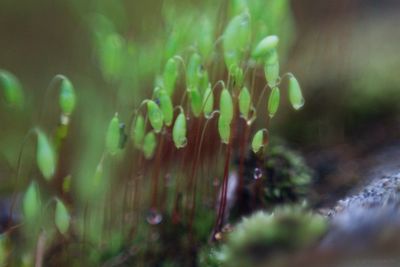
[150,131,165,209]
[188,111,220,233]
[8,129,36,227]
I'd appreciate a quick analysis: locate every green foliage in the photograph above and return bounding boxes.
[268,87,280,118]
[131,115,145,148]
[202,85,214,117]
[252,35,279,59]
[157,89,174,126]
[0,70,24,108]
[216,206,327,267]
[218,89,234,144]
[23,181,41,224]
[0,0,305,266]
[105,114,120,155]
[147,100,164,133]
[36,130,56,180]
[59,78,76,116]
[238,86,251,120]
[288,75,304,110]
[172,111,187,149]
[163,57,179,96]
[251,130,264,153]
[223,12,251,70]
[55,198,70,235]
[143,131,157,159]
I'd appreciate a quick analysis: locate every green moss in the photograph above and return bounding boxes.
[210,205,327,267]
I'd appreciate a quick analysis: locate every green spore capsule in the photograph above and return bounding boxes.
[106,114,120,155]
[143,132,157,159]
[268,87,280,118]
[158,89,174,126]
[0,70,24,108]
[172,112,187,149]
[220,88,234,123]
[199,70,209,94]
[163,57,178,96]
[238,86,251,119]
[218,117,231,144]
[288,75,305,110]
[190,89,202,117]
[265,48,279,65]
[100,33,124,81]
[264,61,280,87]
[230,0,248,16]
[231,65,244,87]
[251,130,264,153]
[186,53,202,91]
[23,181,41,222]
[202,85,214,117]
[59,78,76,115]
[223,12,251,70]
[131,115,145,148]
[36,130,56,180]
[147,100,164,133]
[55,199,70,235]
[197,18,214,60]
[252,35,279,59]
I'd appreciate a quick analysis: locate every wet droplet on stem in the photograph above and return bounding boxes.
[146,209,163,225]
[253,168,263,180]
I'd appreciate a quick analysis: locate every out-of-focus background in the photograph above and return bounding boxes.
[1,0,399,199]
[1,0,400,265]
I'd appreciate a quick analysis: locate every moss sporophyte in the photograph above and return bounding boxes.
[1,1,309,266]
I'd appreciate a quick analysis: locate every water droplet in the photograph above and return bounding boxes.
[214,232,223,241]
[146,209,163,225]
[253,168,263,180]
[213,177,220,187]
[164,173,172,186]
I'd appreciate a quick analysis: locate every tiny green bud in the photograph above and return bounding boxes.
[231,65,244,87]
[220,88,233,123]
[131,115,145,148]
[100,33,124,81]
[0,70,24,107]
[147,100,164,133]
[36,130,56,180]
[268,87,280,118]
[172,112,187,149]
[218,117,231,144]
[59,78,76,115]
[198,70,209,94]
[197,18,214,60]
[186,53,202,90]
[251,130,264,153]
[143,132,157,159]
[288,75,305,110]
[202,85,214,117]
[230,0,248,16]
[158,89,174,126]
[238,86,251,119]
[23,181,41,222]
[264,61,280,87]
[55,199,70,235]
[163,57,178,96]
[252,35,279,58]
[190,89,202,117]
[265,48,279,65]
[223,12,251,70]
[106,114,120,155]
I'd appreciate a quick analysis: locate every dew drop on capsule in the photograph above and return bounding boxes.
[253,168,263,180]
[146,209,163,225]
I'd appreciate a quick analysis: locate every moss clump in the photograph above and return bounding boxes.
[204,205,326,267]
[232,145,312,220]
